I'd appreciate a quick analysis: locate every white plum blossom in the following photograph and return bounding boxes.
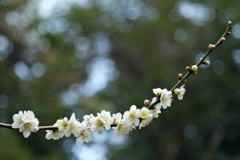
[112,113,122,125]
[75,122,92,146]
[160,89,172,109]
[12,111,39,138]
[150,109,160,119]
[113,120,135,137]
[139,107,153,129]
[46,130,65,140]
[12,111,25,129]
[83,114,94,124]
[113,112,136,137]
[174,85,186,100]
[19,120,39,138]
[150,97,161,118]
[153,88,162,96]
[66,113,81,137]
[54,114,82,137]
[56,117,70,133]
[46,124,65,140]
[123,105,140,126]
[140,107,151,119]
[139,116,153,129]
[98,110,114,129]
[89,110,113,134]
[89,117,105,134]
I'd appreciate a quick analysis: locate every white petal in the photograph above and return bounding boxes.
[31,127,39,132]
[19,124,25,132]
[23,130,31,138]
[32,118,39,125]
[76,137,83,146]
[65,131,71,137]
[130,105,137,111]
[46,133,52,140]
[12,122,20,129]
[70,113,76,122]
[26,111,35,118]
[84,135,92,143]
[13,114,20,122]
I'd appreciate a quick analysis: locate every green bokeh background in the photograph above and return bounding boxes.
[0,0,240,159]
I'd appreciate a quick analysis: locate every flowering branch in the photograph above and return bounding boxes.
[148,21,232,110]
[0,21,232,146]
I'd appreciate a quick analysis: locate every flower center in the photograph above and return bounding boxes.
[129,113,136,120]
[24,123,32,130]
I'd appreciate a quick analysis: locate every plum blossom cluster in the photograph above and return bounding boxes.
[11,86,185,146]
[12,111,39,138]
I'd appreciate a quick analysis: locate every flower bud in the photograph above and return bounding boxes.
[203,60,210,66]
[227,31,231,35]
[191,65,198,72]
[174,88,180,95]
[208,44,215,50]
[186,66,191,71]
[220,37,225,43]
[178,73,183,80]
[228,21,232,27]
[144,99,150,106]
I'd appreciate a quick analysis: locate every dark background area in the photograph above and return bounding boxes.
[0,0,240,159]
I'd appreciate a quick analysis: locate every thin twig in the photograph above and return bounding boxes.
[148,24,232,110]
[0,123,13,129]
[0,123,58,130]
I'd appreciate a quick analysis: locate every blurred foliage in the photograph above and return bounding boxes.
[0,0,240,159]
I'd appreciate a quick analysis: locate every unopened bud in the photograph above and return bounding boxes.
[144,99,150,106]
[191,65,198,72]
[208,44,215,50]
[178,73,183,80]
[220,37,225,43]
[186,66,191,71]
[203,60,210,66]
[174,88,180,95]
[228,21,232,27]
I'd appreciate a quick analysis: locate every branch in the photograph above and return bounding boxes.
[0,21,233,147]
[0,123,58,130]
[0,22,233,129]
[148,21,232,110]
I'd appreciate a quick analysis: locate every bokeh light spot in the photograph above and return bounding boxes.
[184,124,197,138]
[31,62,46,78]
[174,28,188,42]
[232,49,240,64]
[232,23,240,39]
[178,1,215,26]
[14,61,30,80]
[212,60,225,74]
[0,35,12,60]
[0,94,9,108]
[169,9,182,22]
[60,90,79,107]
